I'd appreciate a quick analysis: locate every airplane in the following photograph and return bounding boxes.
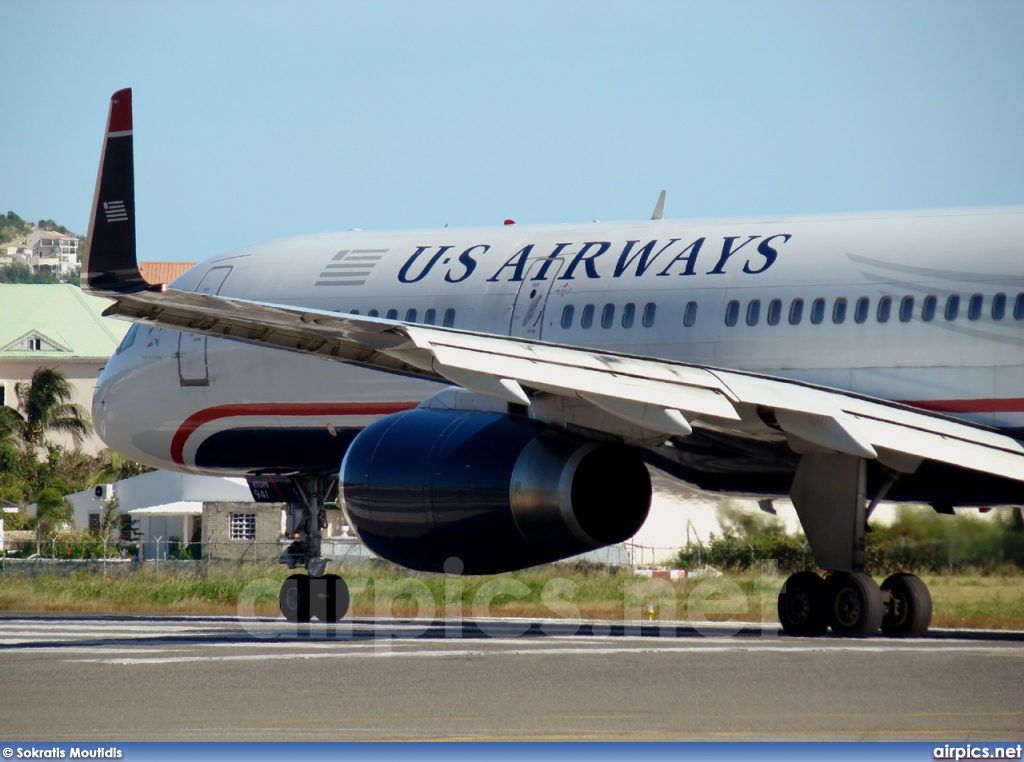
[84,88,1024,637]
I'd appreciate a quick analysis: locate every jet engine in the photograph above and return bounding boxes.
[339,409,652,573]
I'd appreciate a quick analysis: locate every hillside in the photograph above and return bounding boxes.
[1,210,85,285]
[1,210,81,245]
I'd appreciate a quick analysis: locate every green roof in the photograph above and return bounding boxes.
[0,285,129,360]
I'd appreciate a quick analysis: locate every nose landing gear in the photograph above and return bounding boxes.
[276,474,351,623]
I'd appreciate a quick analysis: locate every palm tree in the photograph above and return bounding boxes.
[15,367,93,447]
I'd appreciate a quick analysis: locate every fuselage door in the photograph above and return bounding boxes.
[508,258,564,341]
[178,266,232,386]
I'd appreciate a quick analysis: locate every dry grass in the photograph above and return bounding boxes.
[2,565,1022,629]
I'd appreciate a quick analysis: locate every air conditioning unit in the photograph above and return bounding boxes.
[94,484,115,501]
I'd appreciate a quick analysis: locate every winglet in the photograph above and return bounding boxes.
[651,189,666,221]
[83,88,154,295]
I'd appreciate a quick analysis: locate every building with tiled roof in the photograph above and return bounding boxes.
[0,284,130,454]
[139,261,196,285]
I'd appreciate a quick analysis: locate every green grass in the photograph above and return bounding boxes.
[2,562,1022,629]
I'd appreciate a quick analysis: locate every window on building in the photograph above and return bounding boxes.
[746,299,761,326]
[789,298,804,325]
[854,297,869,324]
[944,295,960,321]
[561,305,574,329]
[832,297,847,324]
[766,299,781,326]
[810,298,825,325]
[992,293,1006,320]
[725,300,740,327]
[580,304,595,329]
[899,296,914,323]
[230,513,256,541]
[424,308,437,325]
[683,301,698,327]
[601,303,615,329]
[642,302,657,328]
[120,514,136,539]
[621,303,636,328]
[922,296,936,322]
[88,513,100,534]
[0,384,4,406]
[443,308,456,328]
[876,296,891,323]
[27,338,41,351]
[968,294,983,321]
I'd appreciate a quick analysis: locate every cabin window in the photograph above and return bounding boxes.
[581,304,595,329]
[921,296,936,322]
[877,296,892,323]
[832,297,847,324]
[854,297,869,324]
[424,308,437,325]
[746,299,761,326]
[992,293,1007,320]
[967,294,983,321]
[601,303,615,329]
[725,300,740,327]
[443,308,456,327]
[683,301,698,327]
[621,303,636,328]
[561,305,574,329]
[810,298,825,325]
[386,309,398,320]
[405,308,417,323]
[116,324,139,355]
[1015,293,1024,320]
[766,299,782,326]
[944,295,960,321]
[368,309,379,318]
[789,298,804,325]
[350,309,360,316]
[899,296,914,323]
[642,302,657,328]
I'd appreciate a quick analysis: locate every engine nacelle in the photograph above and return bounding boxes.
[339,409,652,574]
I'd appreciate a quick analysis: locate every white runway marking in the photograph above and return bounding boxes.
[67,642,1024,665]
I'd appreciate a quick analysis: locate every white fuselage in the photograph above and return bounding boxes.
[93,206,1024,475]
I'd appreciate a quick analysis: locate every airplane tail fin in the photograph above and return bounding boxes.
[83,88,157,295]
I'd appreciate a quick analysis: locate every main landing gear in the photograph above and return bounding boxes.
[778,452,933,638]
[778,570,932,638]
[277,474,350,623]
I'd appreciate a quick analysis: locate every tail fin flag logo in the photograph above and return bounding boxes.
[103,200,128,223]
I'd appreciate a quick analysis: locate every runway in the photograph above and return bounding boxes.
[1,615,1022,741]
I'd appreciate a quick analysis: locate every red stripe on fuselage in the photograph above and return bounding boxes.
[170,402,419,466]
[903,398,1024,414]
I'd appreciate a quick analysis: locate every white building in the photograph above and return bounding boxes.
[66,470,255,558]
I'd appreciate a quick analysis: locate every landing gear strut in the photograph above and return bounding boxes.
[277,474,350,623]
[778,452,933,638]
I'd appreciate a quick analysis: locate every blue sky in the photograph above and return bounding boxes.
[2,0,1022,263]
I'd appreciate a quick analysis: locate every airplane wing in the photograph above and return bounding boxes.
[83,88,1024,487]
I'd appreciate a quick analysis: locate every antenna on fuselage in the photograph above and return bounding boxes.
[651,189,666,221]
